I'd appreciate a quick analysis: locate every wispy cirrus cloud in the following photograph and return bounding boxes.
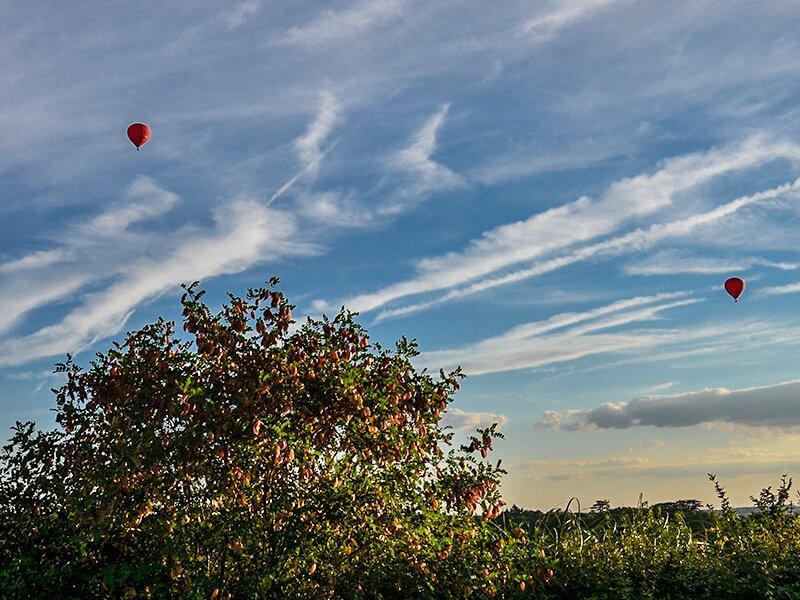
[321,136,800,317]
[225,0,263,30]
[418,292,703,376]
[295,91,342,174]
[295,190,373,228]
[522,0,621,38]
[0,88,465,364]
[536,380,800,431]
[470,137,626,185]
[279,0,408,46]
[268,91,377,228]
[419,288,800,378]
[0,178,315,365]
[83,175,180,235]
[370,180,800,322]
[0,249,68,274]
[0,175,178,335]
[624,250,797,276]
[410,178,799,308]
[760,282,800,296]
[269,90,342,204]
[297,100,461,225]
[384,102,463,206]
[0,274,90,336]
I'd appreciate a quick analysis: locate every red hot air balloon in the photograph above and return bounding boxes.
[127,123,151,150]
[724,277,746,302]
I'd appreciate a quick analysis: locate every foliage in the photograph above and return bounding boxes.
[499,478,800,599]
[0,280,518,599]
[1,279,799,599]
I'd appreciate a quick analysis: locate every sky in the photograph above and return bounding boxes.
[2,0,800,509]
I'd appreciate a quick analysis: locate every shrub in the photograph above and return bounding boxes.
[0,280,528,599]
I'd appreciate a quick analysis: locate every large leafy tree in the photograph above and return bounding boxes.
[0,279,531,599]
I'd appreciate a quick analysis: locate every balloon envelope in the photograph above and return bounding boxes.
[127,123,151,149]
[724,277,745,301]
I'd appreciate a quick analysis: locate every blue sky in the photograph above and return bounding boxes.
[3,0,800,508]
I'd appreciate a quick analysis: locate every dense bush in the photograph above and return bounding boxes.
[0,280,531,599]
[1,279,798,599]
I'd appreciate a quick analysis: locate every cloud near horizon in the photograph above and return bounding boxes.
[536,380,800,431]
[444,408,509,431]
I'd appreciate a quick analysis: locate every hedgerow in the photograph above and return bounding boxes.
[1,280,798,599]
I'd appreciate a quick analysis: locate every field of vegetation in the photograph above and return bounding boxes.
[1,280,798,599]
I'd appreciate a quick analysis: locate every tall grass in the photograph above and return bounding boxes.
[508,475,800,599]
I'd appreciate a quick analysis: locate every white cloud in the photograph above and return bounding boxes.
[280,0,407,46]
[624,250,797,276]
[537,380,800,430]
[84,175,180,236]
[225,0,262,30]
[0,249,68,274]
[294,91,341,172]
[323,136,800,316]
[374,176,800,321]
[0,177,316,365]
[285,100,459,224]
[640,382,678,394]
[485,292,689,340]
[0,274,90,335]
[471,137,624,185]
[296,190,372,227]
[0,199,312,366]
[269,90,342,204]
[384,102,463,206]
[417,292,702,376]
[0,176,184,336]
[444,407,509,431]
[760,282,800,296]
[418,286,800,378]
[522,0,621,37]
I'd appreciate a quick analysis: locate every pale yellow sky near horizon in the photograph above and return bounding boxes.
[497,426,800,509]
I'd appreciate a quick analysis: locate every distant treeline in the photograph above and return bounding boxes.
[502,498,799,534]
